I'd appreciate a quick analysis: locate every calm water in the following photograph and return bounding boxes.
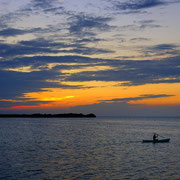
[0,117,180,180]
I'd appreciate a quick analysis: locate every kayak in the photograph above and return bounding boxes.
[142,138,170,143]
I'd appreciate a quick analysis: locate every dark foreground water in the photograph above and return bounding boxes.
[0,117,180,180]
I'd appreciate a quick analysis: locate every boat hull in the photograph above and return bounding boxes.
[142,138,170,143]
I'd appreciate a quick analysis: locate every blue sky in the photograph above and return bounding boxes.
[0,0,180,116]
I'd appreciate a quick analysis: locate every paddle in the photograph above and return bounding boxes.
[158,134,167,138]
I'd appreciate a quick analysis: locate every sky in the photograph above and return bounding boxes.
[0,0,180,116]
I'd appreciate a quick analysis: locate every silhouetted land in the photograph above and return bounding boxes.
[0,113,96,118]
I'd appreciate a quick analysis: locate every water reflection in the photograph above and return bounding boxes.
[0,117,179,179]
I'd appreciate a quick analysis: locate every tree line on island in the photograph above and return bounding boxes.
[0,113,96,118]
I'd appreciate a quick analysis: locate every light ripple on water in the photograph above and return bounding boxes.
[0,117,180,179]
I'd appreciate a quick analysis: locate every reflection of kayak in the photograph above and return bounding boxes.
[142,138,170,143]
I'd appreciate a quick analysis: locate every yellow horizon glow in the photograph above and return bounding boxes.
[2,81,179,110]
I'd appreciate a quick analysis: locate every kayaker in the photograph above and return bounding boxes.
[153,133,158,141]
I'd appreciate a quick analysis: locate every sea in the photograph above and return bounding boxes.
[0,116,180,180]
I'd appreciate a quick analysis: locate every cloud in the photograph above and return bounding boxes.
[130,37,150,42]
[150,44,178,50]
[109,0,180,14]
[119,20,162,31]
[0,0,65,29]
[0,99,51,108]
[143,43,180,57]
[0,55,101,100]
[114,0,166,10]
[19,38,68,48]
[63,46,114,55]
[68,14,114,37]
[2,54,179,89]
[0,28,42,37]
[0,1,37,28]
[0,37,113,58]
[0,54,179,108]
[0,69,58,99]
[64,56,180,86]
[139,20,162,29]
[0,41,59,58]
[1,55,98,68]
[70,101,180,116]
[101,94,175,103]
[0,67,82,101]
[29,0,66,16]
[31,0,55,9]
[75,37,105,43]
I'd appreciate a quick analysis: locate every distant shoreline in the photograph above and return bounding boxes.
[0,113,96,118]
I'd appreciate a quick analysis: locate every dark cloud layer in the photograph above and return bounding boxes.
[143,43,180,57]
[110,0,180,14]
[64,56,180,86]
[0,66,83,101]
[0,38,113,58]
[0,69,59,99]
[101,94,175,102]
[32,0,55,9]
[114,0,166,10]
[0,54,179,106]
[0,41,59,58]
[68,14,113,37]
[0,28,42,37]
[130,37,150,42]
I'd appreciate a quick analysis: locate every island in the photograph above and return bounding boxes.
[0,113,96,118]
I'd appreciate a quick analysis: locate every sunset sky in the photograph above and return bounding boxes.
[0,0,180,116]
